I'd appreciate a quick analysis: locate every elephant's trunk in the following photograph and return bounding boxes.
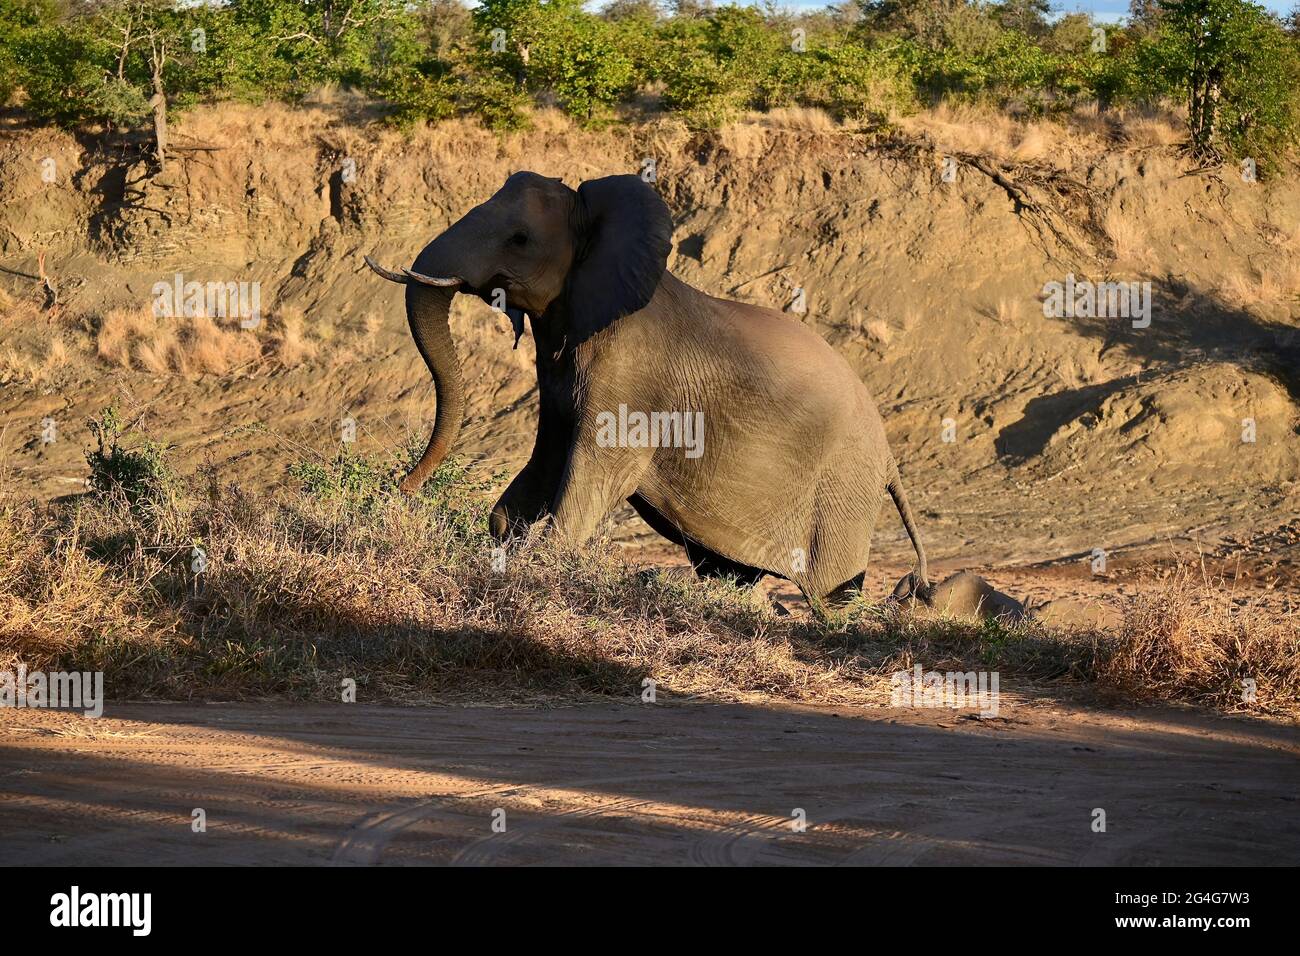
[400,283,464,494]
[367,211,492,494]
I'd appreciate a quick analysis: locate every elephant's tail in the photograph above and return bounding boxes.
[886,458,931,598]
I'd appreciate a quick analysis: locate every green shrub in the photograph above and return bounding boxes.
[289,439,505,538]
[660,6,785,125]
[0,0,1295,165]
[539,16,635,122]
[85,406,179,509]
[762,40,917,121]
[1135,0,1300,166]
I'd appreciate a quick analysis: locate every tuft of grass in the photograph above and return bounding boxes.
[271,306,317,367]
[1104,206,1148,264]
[96,306,267,377]
[1095,568,1300,717]
[0,287,73,388]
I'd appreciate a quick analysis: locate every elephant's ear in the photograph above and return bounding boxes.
[565,175,672,345]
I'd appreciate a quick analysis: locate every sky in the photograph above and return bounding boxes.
[766,0,1296,22]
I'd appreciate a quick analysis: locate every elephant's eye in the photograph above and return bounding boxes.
[509,231,528,247]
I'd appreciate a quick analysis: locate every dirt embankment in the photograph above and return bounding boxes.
[0,103,1297,575]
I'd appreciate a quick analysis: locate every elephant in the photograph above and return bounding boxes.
[365,171,931,607]
[891,571,1024,622]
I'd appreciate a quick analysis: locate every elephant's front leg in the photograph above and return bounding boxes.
[489,461,555,541]
[549,438,650,549]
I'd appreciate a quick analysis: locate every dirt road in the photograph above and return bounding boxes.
[2,700,1296,866]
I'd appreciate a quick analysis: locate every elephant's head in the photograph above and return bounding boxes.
[366,171,672,494]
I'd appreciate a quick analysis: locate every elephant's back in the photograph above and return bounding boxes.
[690,284,888,445]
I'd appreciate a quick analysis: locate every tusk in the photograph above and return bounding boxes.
[364,256,409,284]
[402,268,461,288]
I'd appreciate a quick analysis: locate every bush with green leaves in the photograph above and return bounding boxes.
[660,5,786,124]
[540,15,636,122]
[907,24,1059,105]
[85,406,179,508]
[1,0,1297,167]
[762,39,917,121]
[1133,0,1300,166]
[289,439,506,539]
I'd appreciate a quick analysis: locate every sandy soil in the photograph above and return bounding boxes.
[2,699,1297,866]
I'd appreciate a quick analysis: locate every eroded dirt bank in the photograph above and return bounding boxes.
[2,700,1297,865]
[1,105,1297,576]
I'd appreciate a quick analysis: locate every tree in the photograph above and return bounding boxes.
[1285,4,1300,35]
[0,0,62,102]
[473,0,584,85]
[1128,0,1164,32]
[421,0,472,57]
[1044,11,1095,54]
[85,0,191,169]
[1141,0,1300,163]
[545,15,634,120]
[857,0,968,46]
[600,0,662,21]
[671,0,715,19]
[990,0,1050,37]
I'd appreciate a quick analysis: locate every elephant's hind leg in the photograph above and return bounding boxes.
[684,540,767,589]
[821,571,866,610]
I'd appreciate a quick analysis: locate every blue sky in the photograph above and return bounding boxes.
[765,0,1296,22]
[1049,1,1291,22]
[1039,0,1292,20]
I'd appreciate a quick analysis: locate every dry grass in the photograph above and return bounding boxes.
[184,316,262,374]
[1095,569,1300,717]
[901,103,1063,164]
[1067,102,1115,142]
[0,497,174,665]
[1118,106,1186,147]
[34,298,348,381]
[178,100,357,150]
[95,307,282,376]
[272,306,318,367]
[864,318,892,345]
[747,106,839,132]
[0,484,857,703]
[0,287,72,387]
[1067,102,1184,148]
[1,460,1295,716]
[1268,257,1300,303]
[984,297,1020,326]
[0,335,71,387]
[1104,205,1150,264]
[1218,268,1294,310]
[96,307,154,367]
[899,101,1186,170]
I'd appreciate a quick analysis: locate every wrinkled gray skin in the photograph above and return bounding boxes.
[892,571,1024,622]
[367,171,930,605]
